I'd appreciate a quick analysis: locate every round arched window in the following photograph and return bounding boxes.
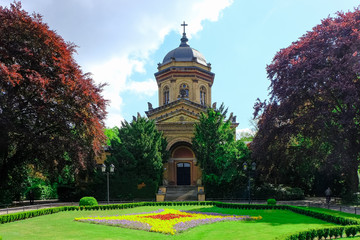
[179,83,189,98]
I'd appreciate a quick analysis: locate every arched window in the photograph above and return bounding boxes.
[200,86,206,105]
[163,86,169,104]
[179,83,189,98]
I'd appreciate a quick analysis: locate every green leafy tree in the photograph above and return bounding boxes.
[104,127,120,146]
[100,116,168,200]
[192,105,251,197]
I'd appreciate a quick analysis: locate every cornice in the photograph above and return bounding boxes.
[146,98,206,117]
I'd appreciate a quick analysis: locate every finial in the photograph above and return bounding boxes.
[179,21,189,47]
[181,21,188,35]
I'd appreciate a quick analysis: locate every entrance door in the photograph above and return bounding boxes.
[177,162,190,185]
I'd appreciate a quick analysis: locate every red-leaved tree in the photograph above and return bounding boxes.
[0,2,107,201]
[252,7,360,195]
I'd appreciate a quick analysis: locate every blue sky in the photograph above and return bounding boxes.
[1,0,359,135]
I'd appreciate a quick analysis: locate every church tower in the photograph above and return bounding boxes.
[146,22,216,186]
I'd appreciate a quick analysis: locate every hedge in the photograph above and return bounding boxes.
[1,201,360,240]
[277,225,360,240]
[213,202,360,226]
[79,197,98,206]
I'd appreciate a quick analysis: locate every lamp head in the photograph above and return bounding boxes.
[109,164,115,173]
[243,162,248,171]
[101,164,106,173]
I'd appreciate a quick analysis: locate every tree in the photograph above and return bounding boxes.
[192,105,251,197]
[101,116,168,200]
[0,3,107,202]
[252,7,360,195]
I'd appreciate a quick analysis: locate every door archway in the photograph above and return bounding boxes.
[164,142,201,186]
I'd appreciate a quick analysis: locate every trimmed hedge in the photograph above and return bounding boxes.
[1,201,360,240]
[287,206,360,226]
[278,225,360,240]
[213,202,360,226]
[79,197,98,206]
[0,207,63,224]
[267,199,277,205]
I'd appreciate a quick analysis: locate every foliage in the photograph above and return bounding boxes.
[267,199,277,205]
[79,197,98,206]
[94,116,168,200]
[237,132,254,142]
[0,2,107,204]
[252,7,360,195]
[104,127,120,146]
[254,184,305,200]
[192,104,252,198]
[279,226,347,240]
[27,178,57,200]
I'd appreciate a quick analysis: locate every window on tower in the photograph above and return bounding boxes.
[179,83,189,98]
[163,86,170,104]
[200,86,206,105]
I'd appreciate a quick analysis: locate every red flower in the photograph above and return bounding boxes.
[141,213,193,220]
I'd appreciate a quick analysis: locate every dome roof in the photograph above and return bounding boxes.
[161,33,207,66]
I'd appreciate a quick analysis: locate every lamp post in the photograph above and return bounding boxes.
[101,163,115,204]
[243,162,256,204]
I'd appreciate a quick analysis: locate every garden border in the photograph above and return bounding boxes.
[1,201,360,239]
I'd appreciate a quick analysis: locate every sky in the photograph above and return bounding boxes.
[1,0,360,135]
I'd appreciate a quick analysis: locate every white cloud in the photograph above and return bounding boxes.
[89,56,146,126]
[1,0,234,127]
[81,0,234,127]
[126,79,158,97]
[236,128,255,140]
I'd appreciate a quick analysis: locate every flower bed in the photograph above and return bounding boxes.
[74,209,262,235]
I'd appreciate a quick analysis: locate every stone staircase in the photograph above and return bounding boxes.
[164,186,197,201]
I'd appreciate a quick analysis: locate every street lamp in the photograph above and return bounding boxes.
[243,161,256,204]
[101,163,115,204]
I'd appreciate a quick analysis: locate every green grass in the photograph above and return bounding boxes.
[0,206,337,240]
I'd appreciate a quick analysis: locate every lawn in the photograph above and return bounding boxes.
[0,205,338,240]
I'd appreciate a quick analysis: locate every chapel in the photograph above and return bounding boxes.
[146,22,237,187]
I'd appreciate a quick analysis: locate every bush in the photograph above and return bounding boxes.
[79,197,98,206]
[28,182,57,200]
[254,183,304,200]
[267,199,277,205]
[345,226,358,237]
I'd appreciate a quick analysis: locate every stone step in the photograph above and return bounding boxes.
[165,186,197,201]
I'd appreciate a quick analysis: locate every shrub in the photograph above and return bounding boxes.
[79,197,98,206]
[345,226,358,237]
[254,183,305,200]
[267,199,277,205]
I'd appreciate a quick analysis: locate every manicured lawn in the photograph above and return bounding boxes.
[297,206,360,219]
[0,205,337,240]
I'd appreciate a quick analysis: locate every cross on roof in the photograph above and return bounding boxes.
[181,21,188,34]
